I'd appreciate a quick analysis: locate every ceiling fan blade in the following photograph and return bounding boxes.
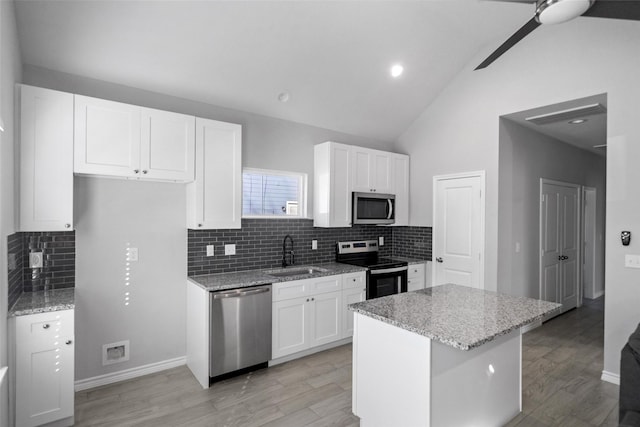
[582,0,640,20]
[475,17,540,70]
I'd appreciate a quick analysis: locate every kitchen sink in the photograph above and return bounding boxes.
[265,266,329,278]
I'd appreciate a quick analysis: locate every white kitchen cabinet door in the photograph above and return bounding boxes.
[187,118,242,229]
[18,85,74,231]
[351,147,393,194]
[15,310,74,427]
[313,141,352,228]
[310,290,342,347]
[272,297,309,359]
[74,95,141,178]
[392,154,409,226]
[342,287,366,338]
[407,263,426,292]
[140,108,195,181]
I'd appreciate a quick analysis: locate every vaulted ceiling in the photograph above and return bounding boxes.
[15,0,536,141]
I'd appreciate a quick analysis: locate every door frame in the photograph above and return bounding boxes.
[582,186,601,299]
[539,178,582,309]
[432,170,486,289]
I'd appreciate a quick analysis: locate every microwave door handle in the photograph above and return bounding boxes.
[387,199,393,219]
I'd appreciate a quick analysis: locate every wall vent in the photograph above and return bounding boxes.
[102,340,130,365]
[525,103,607,125]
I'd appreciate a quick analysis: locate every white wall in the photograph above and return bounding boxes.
[0,1,21,426]
[23,66,395,381]
[395,18,640,378]
[497,119,606,299]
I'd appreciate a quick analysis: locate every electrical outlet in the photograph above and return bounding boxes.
[206,245,215,257]
[312,240,318,250]
[225,244,236,256]
[29,251,43,268]
[378,236,384,246]
[625,254,640,269]
[127,248,138,262]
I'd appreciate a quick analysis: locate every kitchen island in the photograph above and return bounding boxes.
[349,284,560,427]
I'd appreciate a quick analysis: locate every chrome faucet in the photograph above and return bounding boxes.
[282,235,295,268]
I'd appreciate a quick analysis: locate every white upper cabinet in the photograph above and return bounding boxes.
[74,95,195,182]
[392,153,410,226]
[351,146,393,194]
[140,107,195,181]
[18,85,74,231]
[187,118,242,229]
[314,141,352,228]
[74,95,141,178]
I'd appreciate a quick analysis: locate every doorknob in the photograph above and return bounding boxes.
[558,255,569,261]
[436,257,443,263]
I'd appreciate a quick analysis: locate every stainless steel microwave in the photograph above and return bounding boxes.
[352,192,395,225]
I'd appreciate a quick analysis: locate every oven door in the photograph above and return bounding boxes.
[367,267,408,299]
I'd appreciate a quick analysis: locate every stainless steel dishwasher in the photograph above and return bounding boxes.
[209,285,272,382]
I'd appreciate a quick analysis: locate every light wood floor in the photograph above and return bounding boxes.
[75,297,617,426]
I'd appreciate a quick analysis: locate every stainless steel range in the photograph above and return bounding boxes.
[336,240,408,300]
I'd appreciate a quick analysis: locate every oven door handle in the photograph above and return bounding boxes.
[369,266,408,275]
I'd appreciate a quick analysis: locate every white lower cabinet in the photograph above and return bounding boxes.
[272,275,343,359]
[407,263,426,292]
[14,309,75,427]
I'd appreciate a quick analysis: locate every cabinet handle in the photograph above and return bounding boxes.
[43,324,50,329]
[142,170,148,174]
[352,278,357,282]
[64,223,71,228]
[65,340,73,345]
[134,169,140,174]
[436,257,443,263]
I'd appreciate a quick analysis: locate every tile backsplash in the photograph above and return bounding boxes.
[188,219,432,276]
[6,231,76,307]
[7,233,24,309]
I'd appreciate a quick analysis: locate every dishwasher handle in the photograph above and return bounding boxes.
[212,287,271,299]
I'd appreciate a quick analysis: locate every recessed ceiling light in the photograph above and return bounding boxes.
[278,92,290,103]
[390,64,404,78]
[568,118,588,124]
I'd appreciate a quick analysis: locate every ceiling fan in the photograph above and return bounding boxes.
[476,0,640,70]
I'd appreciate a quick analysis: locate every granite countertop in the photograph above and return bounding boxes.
[189,262,368,292]
[9,288,75,317]
[349,283,561,351]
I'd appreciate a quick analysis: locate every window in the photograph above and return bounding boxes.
[242,168,307,218]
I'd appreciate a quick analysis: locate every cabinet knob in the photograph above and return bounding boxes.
[352,278,356,282]
[64,223,71,228]
[198,224,203,228]
[311,297,315,301]
[134,169,140,174]
[43,324,50,329]
[306,298,310,302]
[142,170,148,174]
[65,340,73,345]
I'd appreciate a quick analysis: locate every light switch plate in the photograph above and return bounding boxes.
[225,244,236,256]
[378,236,384,246]
[312,240,318,250]
[206,245,214,257]
[625,254,640,269]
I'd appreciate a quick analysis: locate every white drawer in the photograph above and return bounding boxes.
[343,271,366,290]
[408,263,426,279]
[273,274,342,301]
[15,310,74,345]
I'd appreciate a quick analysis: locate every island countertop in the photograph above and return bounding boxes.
[349,283,561,350]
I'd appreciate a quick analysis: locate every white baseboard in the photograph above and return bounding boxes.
[269,338,352,366]
[74,356,186,391]
[592,290,605,299]
[601,370,620,385]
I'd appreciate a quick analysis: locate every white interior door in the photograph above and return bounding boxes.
[540,180,580,313]
[433,172,485,289]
